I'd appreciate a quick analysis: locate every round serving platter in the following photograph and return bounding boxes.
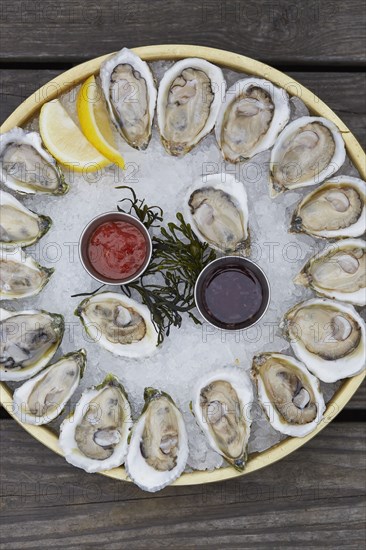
[1,44,365,486]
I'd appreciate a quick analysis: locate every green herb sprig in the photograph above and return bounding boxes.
[72,187,216,345]
[117,188,216,344]
[116,186,163,229]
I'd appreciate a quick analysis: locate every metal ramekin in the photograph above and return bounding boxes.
[194,256,271,330]
[79,211,152,285]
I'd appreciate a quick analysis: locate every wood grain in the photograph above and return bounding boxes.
[0,13,365,546]
[290,72,366,150]
[1,70,365,150]
[1,0,365,65]
[0,421,364,549]
[0,69,62,124]
[346,381,366,410]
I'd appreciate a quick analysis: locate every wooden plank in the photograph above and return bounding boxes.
[345,381,366,410]
[1,69,365,151]
[289,71,366,150]
[0,421,365,548]
[0,69,63,124]
[0,0,365,65]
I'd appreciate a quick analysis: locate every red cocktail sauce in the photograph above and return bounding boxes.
[87,220,147,280]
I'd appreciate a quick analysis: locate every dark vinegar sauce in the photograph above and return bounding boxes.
[202,264,265,328]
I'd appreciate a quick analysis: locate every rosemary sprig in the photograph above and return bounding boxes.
[152,213,216,279]
[124,225,215,344]
[119,188,216,344]
[116,185,163,229]
[71,283,105,298]
[122,271,194,343]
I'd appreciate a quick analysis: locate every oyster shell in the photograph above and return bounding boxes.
[100,48,157,150]
[0,191,51,248]
[269,116,346,196]
[184,174,249,253]
[13,349,86,425]
[0,247,54,300]
[295,239,366,306]
[59,374,132,473]
[0,127,68,195]
[0,308,64,381]
[215,77,290,162]
[157,58,226,156]
[126,387,188,492]
[291,176,366,239]
[191,368,253,471]
[282,298,365,382]
[75,291,158,358]
[252,353,325,437]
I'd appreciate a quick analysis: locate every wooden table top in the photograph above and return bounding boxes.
[1,1,365,547]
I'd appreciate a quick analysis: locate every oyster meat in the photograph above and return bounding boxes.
[270,116,346,196]
[0,308,64,381]
[157,58,226,156]
[191,368,253,471]
[126,388,188,492]
[100,47,157,150]
[0,127,68,195]
[184,174,249,253]
[215,77,290,162]
[59,374,132,473]
[295,239,366,306]
[13,349,86,425]
[0,191,51,247]
[291,176,366,239]
[0,247,54,300]
[252,353,325,437]
[75,291,158,358]
[282,298,365,382]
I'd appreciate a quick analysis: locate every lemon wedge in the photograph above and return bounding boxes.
[39,99,110,172]
[77,75,125,169]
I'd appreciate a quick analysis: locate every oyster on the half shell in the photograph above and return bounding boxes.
[290,176,366,239]
[157,58,226,156]
[75,292,158,358]
[252,353,325,437]
[0,127,68,195]
[215,77,290,163]
[0,308,64,382]
[282,298,365,382]
[100,47,157,150]
[295,239,366,306]
[0,247,54,300]
[126,387,188,492]
[184,174,249,253]
[59,374,132,473]
[191,368,253,471]
[269,116,346,196]
[13,349,86,425]
[0,190,51,247]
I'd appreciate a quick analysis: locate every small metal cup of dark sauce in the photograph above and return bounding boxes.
[194,256,270,330]
[79,211,152,285]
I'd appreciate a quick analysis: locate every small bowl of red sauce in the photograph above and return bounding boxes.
[194,256,270,330]
[79,212,152,285]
